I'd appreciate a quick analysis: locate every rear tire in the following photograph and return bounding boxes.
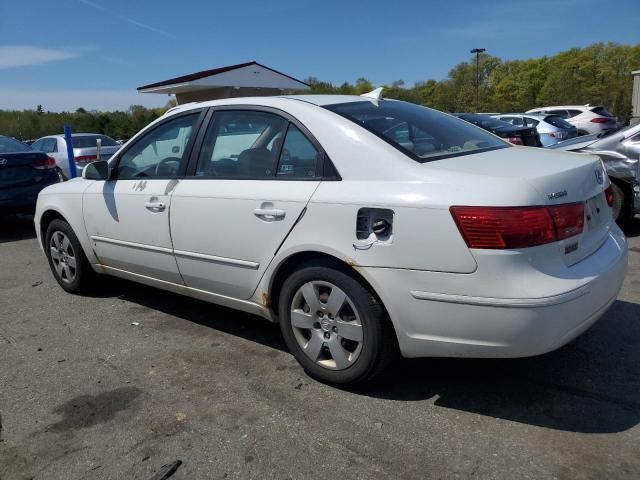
[610,182,631,226]
[45,219,95,293]
[278,262,396,385]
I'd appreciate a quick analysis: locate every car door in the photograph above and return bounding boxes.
[83,111,204,283]
[170,108,324,299]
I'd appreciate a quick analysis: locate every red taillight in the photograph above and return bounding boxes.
[450,203,584,249]
[32,156,56,170]
[75,155,98,163]
[548,203,584,240]
[590,117,609,123]
[605,185,615,207]
[505,136,523,145]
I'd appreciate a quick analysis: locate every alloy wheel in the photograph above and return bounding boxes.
[290,281,364,370]
[49,231,77,284]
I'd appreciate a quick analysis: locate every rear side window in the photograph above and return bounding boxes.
[276,125,319,179]
[544,116,573,129]
[195,110,286,178]
[547,109,570,118]
[590,107,614,118]
[523,117,539,127]
[566,109,582,118]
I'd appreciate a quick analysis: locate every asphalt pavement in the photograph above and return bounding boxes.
[1,214,639,479]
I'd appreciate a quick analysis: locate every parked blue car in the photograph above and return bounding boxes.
[0,135,60,214]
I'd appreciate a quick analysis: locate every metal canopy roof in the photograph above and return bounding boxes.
[137,61,310,94]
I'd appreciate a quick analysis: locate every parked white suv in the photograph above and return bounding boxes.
[526,105,617,136]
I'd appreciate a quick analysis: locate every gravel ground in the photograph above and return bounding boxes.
[1,214,639,480]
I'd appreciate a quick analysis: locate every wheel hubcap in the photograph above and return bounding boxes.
[49,231,77,284]
[290,281,364,370]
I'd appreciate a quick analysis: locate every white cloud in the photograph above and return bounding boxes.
[0,46,82,69]
[78,0,170,36]
[0,88,170,112]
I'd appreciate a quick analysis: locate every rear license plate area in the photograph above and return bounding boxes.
[585,193,605,231]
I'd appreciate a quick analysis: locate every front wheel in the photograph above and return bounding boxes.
[278,263,396,385]
[45,219,95,293]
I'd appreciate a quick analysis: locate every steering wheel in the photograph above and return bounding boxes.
[155,157,181,177]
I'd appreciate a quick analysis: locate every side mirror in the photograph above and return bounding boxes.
[83,160,110,180]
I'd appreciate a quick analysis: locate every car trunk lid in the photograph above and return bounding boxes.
[429,147,611,265]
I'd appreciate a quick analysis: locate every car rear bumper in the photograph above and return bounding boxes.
[0,175,58,212]
[358,226,628,358]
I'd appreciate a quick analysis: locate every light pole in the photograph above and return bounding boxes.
[470,48,486,111]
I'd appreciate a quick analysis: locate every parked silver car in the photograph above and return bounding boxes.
[549,123,640,223]
[493,113,578,147]
[31,133,120,180]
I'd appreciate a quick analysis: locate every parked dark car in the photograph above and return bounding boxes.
[0,135,60,214]
[453,113,542,147]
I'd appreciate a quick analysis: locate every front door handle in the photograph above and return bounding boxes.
[254,208,286,220]
[145,201,166,212]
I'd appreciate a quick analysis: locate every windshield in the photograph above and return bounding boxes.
[325,101,508,162]
[591,107,614,118]
[72,134,118,148]
[0,136,31,153]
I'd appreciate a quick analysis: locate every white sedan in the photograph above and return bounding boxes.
[34,91,628,385]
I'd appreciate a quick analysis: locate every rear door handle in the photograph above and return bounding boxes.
[254,208,286,220]
[145,201,166,212]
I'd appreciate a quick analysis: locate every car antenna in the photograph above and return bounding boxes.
[360,87,384,104]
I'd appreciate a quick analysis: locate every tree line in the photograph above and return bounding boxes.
[1,42,638,141]
[0,102,175,141]
[307,42,640,121]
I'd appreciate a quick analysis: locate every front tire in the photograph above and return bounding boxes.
[278,262,396,385]
[45,219,95,293]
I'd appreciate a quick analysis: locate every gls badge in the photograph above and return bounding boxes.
[594,169,604,185]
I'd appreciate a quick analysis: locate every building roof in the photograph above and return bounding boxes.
[137,61,310,94]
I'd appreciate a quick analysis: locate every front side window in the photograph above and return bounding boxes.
[117,113,198,179]
[326,101,507,163]
[195,110,286,178]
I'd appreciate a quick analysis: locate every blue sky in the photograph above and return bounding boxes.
[0,0,638,111]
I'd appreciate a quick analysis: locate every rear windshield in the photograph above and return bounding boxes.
[544,115,574,129]
[0,136,31,153]
[456,114,513,130]
[590,107,614,118]
[325,101,508,162]
[72,134,118,148]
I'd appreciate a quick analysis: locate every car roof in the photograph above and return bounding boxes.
[42,133,109,139]
[528,105,602,111]
[163,94,382,117]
